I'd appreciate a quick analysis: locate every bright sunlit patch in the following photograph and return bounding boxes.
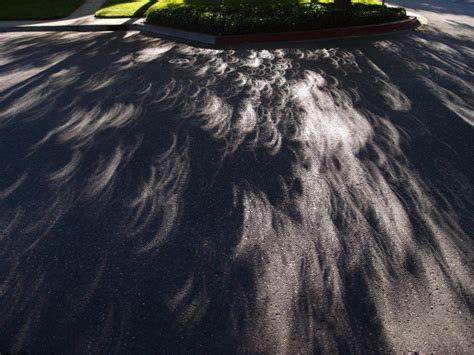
[135,45,174,62]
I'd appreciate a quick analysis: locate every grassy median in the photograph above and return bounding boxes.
[94,0,405,37]
[147,3,406,35]
[95,0,383,18]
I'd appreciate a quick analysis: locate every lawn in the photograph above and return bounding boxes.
[0,0,85,20]
[95,0,382,17]
[95,0,158,17]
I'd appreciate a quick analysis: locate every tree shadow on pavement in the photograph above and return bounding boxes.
[0,22,472,353]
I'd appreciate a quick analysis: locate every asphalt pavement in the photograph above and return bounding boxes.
[0,0,473,353]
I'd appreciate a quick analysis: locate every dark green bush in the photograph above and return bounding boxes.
[146,3,407,35]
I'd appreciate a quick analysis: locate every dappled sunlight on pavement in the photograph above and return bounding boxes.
[0,11,472,353]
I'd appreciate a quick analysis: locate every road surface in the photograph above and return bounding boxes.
[0,0,473,353]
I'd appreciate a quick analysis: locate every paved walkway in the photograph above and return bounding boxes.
[68,0,105,18]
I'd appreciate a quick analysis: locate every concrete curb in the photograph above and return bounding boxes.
[0,16,420,46]
[215,16,420,45]
[129,24,216,44]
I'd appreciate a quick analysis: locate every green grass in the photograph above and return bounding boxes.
[95,0,157,17]
[95,0,382,17]
[0,0,85,20]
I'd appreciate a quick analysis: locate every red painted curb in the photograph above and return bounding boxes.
[215,16,419,45]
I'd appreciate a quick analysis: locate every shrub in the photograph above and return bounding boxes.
[146,3,407,35]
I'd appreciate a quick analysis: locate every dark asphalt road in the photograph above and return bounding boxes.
[0,0,473,353]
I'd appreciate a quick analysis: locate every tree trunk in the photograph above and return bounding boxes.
[334,0,352,8]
